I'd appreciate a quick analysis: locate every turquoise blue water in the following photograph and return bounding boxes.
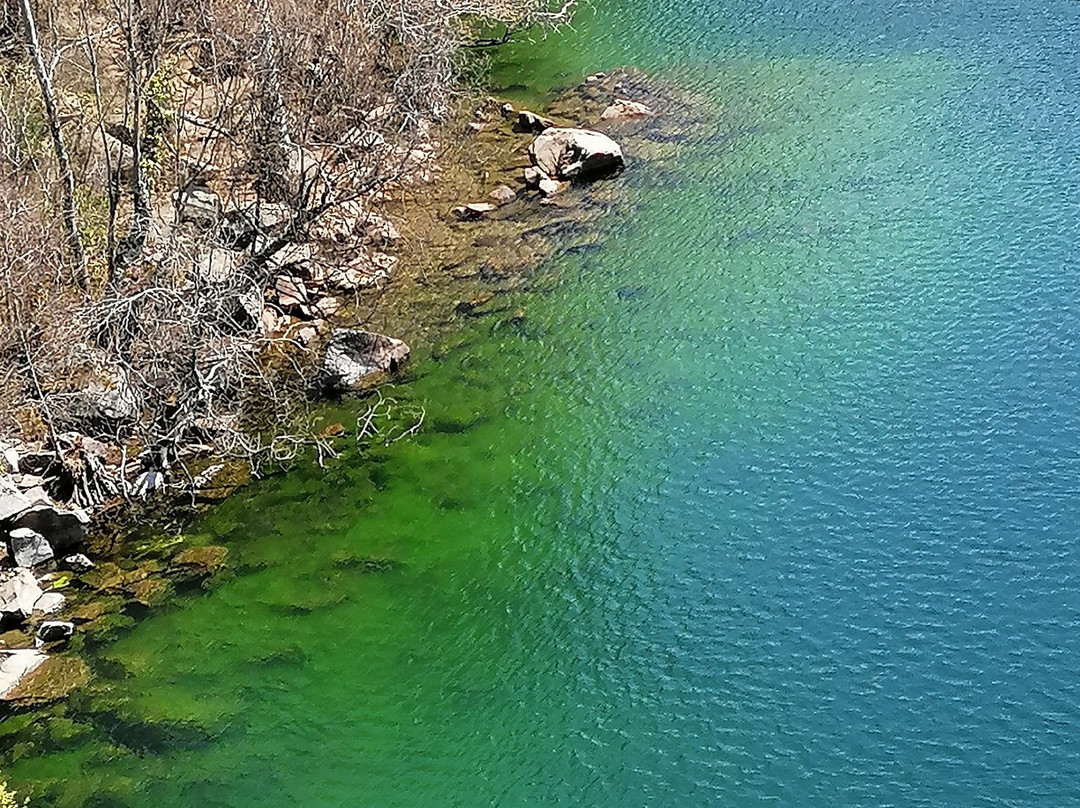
[8,0,1080,805]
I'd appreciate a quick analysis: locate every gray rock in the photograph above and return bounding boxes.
[452,203,496,221]
[529,128,624,180]
[523,166,545,189]
[489,185,517,205]
[9,527,52,568]
[321,330,410,391]
[12,504,89,554]
[219,201,293,249]
[32,591,65,615]
[174,186,221,228]
[517,110,555,133]
[35,621,74,645]
[0,569,44,622]
[0,489,32,522]
[58,367,140,431]
[61,554,94,572]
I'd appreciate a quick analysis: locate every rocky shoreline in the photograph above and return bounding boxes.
[0,67,708,709]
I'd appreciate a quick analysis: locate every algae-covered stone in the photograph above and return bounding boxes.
[172,545,228,577]
[81,562,127,593]
[67,597,121,625]
[128,577,171,607]
[330,554,402,573]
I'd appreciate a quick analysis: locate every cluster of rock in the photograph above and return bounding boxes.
[452,83,653,213]
[0,454,92,697]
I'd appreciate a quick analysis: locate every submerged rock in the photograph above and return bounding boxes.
[529,128,624,180]
[172,545,228,577]
[453,203,497,220]
[320,329,410,390]
[601,98,655,120]
[489,185,517,204]
[1,654,91,706]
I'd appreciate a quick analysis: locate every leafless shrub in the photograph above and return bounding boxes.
[0,0,575,503]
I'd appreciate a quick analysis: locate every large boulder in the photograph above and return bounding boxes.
[320,330,410,391]
[11,503,89,554]
[528,128,624,181]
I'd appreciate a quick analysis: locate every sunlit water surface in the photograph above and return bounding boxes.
[9,0,1080,805]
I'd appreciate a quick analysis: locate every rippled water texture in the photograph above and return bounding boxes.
[11,0,1080,804]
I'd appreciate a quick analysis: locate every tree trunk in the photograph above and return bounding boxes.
[16,0,88,291]
[251,0,293,202]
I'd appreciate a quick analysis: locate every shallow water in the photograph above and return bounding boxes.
[9,0,1080,804]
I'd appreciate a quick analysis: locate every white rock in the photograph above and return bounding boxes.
[9,527,52,568]
[321,330,410,390]
[538,178,564,196]
[32,591,65,615]
[0,650,47,699]
[529,128,624,180]
[0,569,44,620]
[61,554,94,572]
[2,445,20,473]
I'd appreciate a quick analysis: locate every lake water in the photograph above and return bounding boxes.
[8,0,1080,804]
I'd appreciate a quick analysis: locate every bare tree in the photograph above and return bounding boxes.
[15,0,87,290]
